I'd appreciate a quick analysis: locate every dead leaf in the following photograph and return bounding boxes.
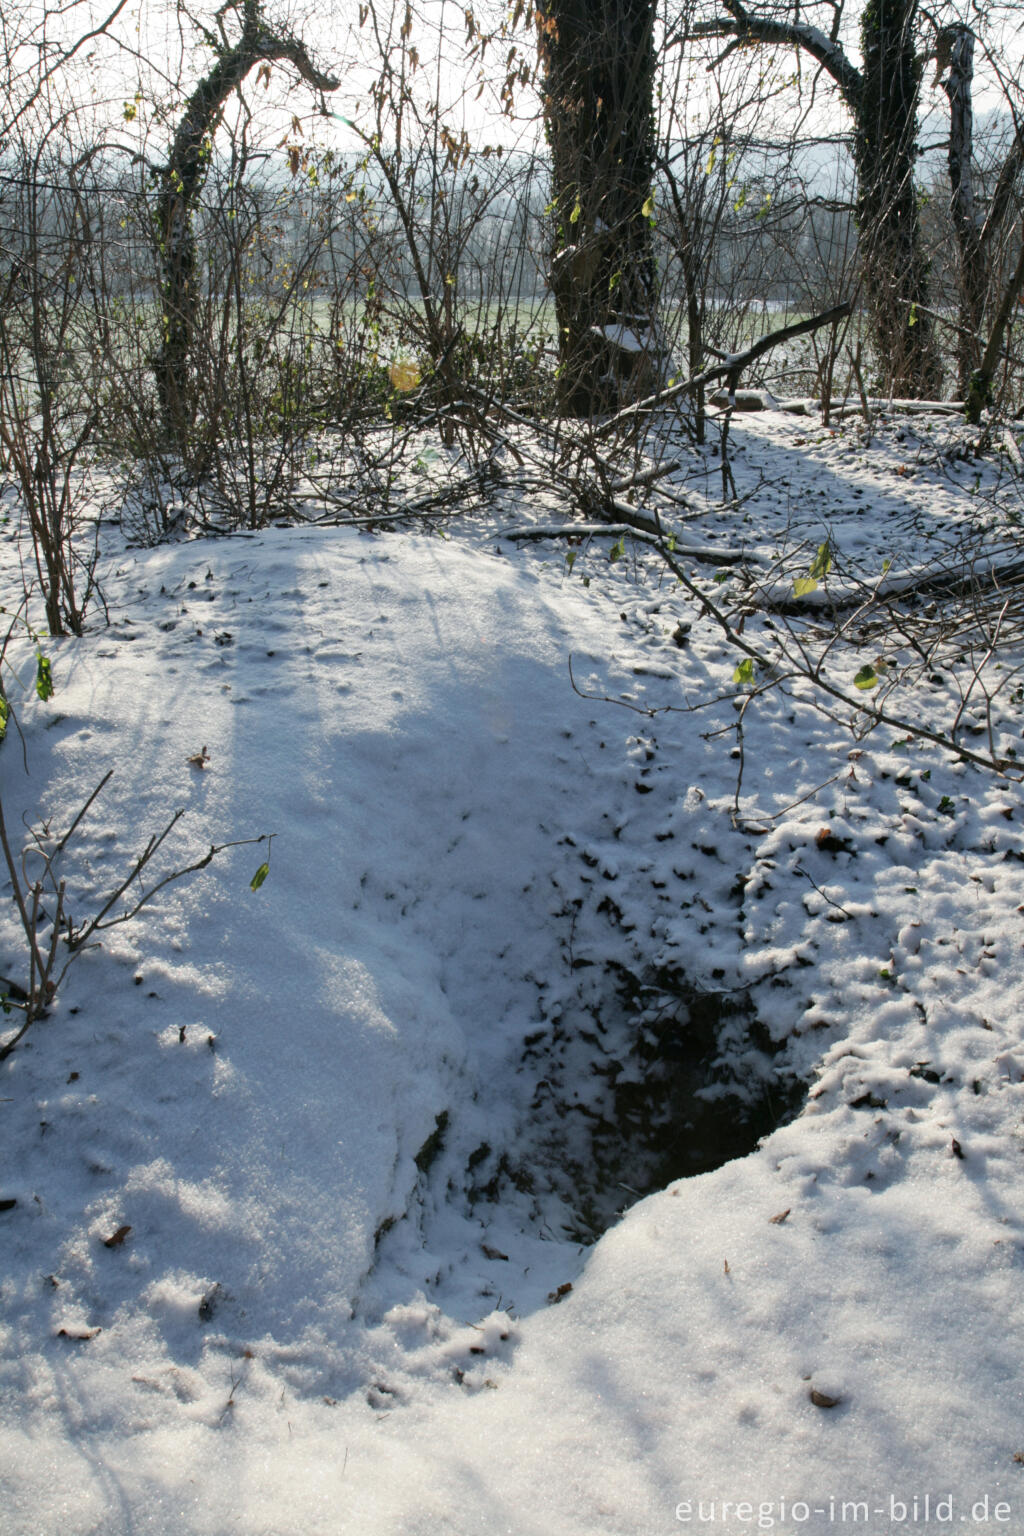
[103,1224,132,1248]
[547,1282,573,1303]
[815,826,854,855]
[951,1137,965,1160]
[481,1243,509,1261]
[723,1259,730,1275]
[769,1208,791,1224]
[810,1388,841,1408]
[187,746,210,769]
[58,1325,101,1341]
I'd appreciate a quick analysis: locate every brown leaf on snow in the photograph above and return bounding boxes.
[103,1224,132,1248]
[810,1388,842,1408]
[815,825,855,856]
[481,1243,509,1261]
[188,746,210,769]
[769,1208,791,1224]
[547,1282,573,1304]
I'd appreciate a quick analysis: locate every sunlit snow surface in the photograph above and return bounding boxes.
[2,410,1024,1535]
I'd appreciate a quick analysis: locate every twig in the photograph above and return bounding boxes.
[0,771,272,1062]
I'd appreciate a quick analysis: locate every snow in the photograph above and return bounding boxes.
[2,408,1024,1534]
[593,324,649,354]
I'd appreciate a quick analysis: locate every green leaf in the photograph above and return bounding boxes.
[733,657,755,686]
[641,192,655,219]
[35,653,53,702]
[853,664,879,691]
[808,541,832,581]
[712,571,730,584]
[565,549,577,573]
[250,862,270,892]
[792,541,831,598]
[0,695,7,743]
[609,536,625,564]
[569,199,581,225]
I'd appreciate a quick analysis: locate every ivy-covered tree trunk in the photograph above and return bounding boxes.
[538,0,661,416]
[698,0,942,398]
[853,0,942,396]
[154,0,336,459]
[939,24,1024,406]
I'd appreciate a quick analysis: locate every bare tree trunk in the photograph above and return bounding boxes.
[965,229,1024,423]
[940,23,1024,401]
[154,0,337,458]
[659,155,706,441]
[939,24,983,394]
[539,0,661,416]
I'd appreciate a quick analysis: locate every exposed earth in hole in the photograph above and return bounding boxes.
[451,965,809,1244]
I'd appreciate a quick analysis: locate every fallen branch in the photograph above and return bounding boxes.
[747,546,1024,618]
[500,523,763,566]
[593,301,855,438]
[648,540,1022,779]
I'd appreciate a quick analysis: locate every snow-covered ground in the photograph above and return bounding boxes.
[2,408,1024,1535]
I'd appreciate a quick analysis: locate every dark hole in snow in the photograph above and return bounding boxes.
[414,1111,449,1175]
[469,963,806,1242]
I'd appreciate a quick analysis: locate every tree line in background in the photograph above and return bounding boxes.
[0,0,1022,634]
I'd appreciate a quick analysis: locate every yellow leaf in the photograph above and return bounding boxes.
[389,359,420,392]
[792,576,818,598]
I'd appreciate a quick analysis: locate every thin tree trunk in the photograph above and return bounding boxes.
[965,228,1024,423]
